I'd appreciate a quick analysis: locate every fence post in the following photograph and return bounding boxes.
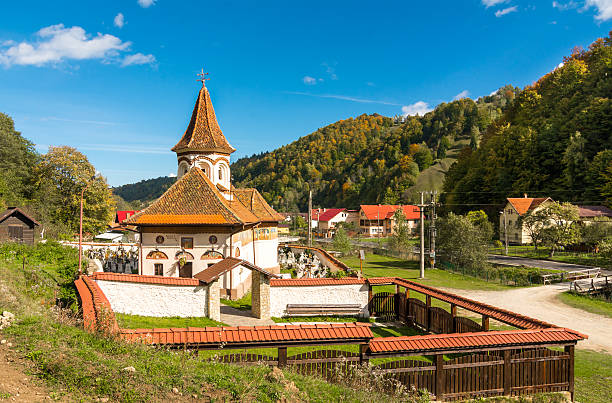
[278,347,287,368]
[359,343,369,365]
[482,315,490,331]
[368,284,373,315]
[426,296,432,332]
[395,284,400,320]
[503,349,511,395]
[565,345,574,401]
[435,354,444,399]
[451,304,457,333]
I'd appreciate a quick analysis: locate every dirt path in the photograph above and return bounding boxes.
[0,341,60,402]
[446,284,612,353]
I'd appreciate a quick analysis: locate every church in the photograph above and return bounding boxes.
[124,72,283,300]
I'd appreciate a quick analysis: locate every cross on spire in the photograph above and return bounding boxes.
[197,68,210,86]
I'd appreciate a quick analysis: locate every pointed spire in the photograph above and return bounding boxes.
[171,70,235,155]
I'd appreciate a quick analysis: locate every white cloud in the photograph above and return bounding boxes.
[0,24,132,67]
[482,0,508,7]
[585,0,612,21]
[401,101,432,117]
[121,52,156,66]
[322,62,338,80]
[137,0,156,7]
[495,6,518,16]
[552,1,580,11]
[168,172,177,177]
[303,76,317,85]
[114,13,125,28]
[453,90,470,100]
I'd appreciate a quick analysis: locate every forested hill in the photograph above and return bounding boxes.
[232,90,516,211]
[442,33,612,215]
[113,176,176,205]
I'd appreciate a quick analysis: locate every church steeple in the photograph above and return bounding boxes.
[173,70,234,196]
[172,70,235,155]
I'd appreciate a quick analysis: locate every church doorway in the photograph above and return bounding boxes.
[179,262,193,278]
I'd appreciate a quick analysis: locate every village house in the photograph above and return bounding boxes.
[358,205,420,237]
[123,77,283,299]
[577,205,612,223]
[499,196,554,245]
[0,207,39,245]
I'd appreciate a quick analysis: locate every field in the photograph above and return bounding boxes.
[340,253,512,292]
[557,292,612,319]
[116,313,226,329]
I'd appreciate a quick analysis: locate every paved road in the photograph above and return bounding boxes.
[487,254,611,274]
[447,284,612,353]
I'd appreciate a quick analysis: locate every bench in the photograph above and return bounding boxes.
[285,304,363,316]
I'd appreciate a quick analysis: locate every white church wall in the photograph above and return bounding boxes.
[96,280,208,317]
[269,284,370,317]
[254,239,279,270]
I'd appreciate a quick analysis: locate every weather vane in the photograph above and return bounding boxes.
[197,68,210,85]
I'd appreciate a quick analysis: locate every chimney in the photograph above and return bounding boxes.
[524,193,528,198]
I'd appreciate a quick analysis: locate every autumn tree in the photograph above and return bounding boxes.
[34,146,115,238]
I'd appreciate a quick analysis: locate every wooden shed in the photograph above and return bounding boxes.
[0,207,39,245]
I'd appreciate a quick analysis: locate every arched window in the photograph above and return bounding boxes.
[201,250,224,260]
[218,167,223,180]
[175,251,194,260]
[146,250,168,259]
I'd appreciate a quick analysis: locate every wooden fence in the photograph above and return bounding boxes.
[205,346,574,401]
[369,292,397,321]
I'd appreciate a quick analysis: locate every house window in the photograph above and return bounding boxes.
[181,237,193,249]
[218,167,223,180]
[154,263,163,276]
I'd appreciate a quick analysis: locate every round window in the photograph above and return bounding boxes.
[209,235,218,244]
[156,235,165,244]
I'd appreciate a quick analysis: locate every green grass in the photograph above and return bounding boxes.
[558,292,612,319]
[340,253,512,292]
[272,316,365,323]
[115,313,227,329]
[0,243,399,402]
[220,292,252,310]
[575,350,612,403]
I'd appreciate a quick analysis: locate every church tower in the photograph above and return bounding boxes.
[171,70,235,199]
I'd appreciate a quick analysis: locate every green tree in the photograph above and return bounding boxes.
[538,202,581,256]
[520,208,550,250]
[332,227,351,255]
[580,217,612,247]
[388,209,413,254]
[437,213,488,270]
[466,210,493,241]
[34,146,115,238]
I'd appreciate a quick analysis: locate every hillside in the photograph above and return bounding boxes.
[442,33,612,215]
[232,91,515,211]
[112,90,515,211]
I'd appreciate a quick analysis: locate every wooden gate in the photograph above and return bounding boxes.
[370,292,397,320]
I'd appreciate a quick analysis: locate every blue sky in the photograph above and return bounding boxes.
[0,1,610,186]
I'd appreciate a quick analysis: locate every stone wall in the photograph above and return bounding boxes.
[95,280,208,318]
[269,283,369,317]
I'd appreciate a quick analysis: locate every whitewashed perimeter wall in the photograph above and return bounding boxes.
[269,284,370,317]
[95,280,208,318]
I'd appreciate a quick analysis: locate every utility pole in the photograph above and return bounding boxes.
[308,190,312,247]
[418,191,426,279]
[430,191,437,270]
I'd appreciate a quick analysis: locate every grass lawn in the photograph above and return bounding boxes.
[340,253,513,292]
[272,316,366,323]
[115,313,226,329]
[575,349,612,403]
[557,292,612,319]
[220,292,252,310]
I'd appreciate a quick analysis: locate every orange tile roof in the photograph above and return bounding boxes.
[171,84,235,155]
[119,323,373,346]
[195,257,280,284]
[507,197,552,215]
[368,328,586,354]
[360,205,420,220]
[92,272,202,286]
[271,278,366,286]
[124,167,258,226]
[233,188,284,222]
[76,275,119,333]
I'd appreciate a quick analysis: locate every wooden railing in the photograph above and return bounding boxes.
[205,346,575,401]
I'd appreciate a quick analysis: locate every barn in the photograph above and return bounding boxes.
[0,207,39,244]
